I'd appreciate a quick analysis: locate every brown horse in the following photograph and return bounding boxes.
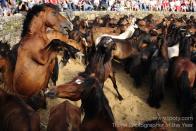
[169,35,196,116]
[81,76,168,131]
[12,4,83,98]
[45,37,123,100]
[81,37,123,100]
[47,100,81,131]
[0,41,48,110]
[45,75,85,100]
[148,35,169,108]
[0,88,40,131]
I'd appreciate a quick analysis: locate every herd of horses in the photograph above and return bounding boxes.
[0,3,195,131]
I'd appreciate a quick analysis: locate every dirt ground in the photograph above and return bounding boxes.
[39,58,192,131]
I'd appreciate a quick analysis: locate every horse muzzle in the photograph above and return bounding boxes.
[61,22,74,33]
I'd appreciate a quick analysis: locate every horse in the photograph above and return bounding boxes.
[80,37,123,100]
[47,100,81,131]
[80,76,168,131]
[0,88,40,131]
[49,40,79,86]
[147,35,169,108]
[12,4,83,98]
[45,75,85,100]
[45,37,123,100]
[0,41,47,110]
[169,34,196,116]
[80,76,116,131]
[95,17,137,45]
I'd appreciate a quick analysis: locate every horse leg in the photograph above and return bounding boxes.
[109,72,123,100]
[47,31,84,51]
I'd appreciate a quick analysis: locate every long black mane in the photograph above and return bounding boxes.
[21,3,60,37]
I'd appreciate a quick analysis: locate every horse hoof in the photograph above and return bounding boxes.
[118,96,123,101]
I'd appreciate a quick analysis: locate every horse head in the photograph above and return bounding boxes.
[95,37,116,63]
[44,4,73,33]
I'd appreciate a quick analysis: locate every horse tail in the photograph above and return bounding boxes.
[51,58,59,86]
[148,64,165,108]
[178,71,192,116]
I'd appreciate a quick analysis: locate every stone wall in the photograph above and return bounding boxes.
[0,11,195,46]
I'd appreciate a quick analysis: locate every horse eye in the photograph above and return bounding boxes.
[52,11,57,16]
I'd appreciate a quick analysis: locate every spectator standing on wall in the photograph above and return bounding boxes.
[67,0,77,10]
[28,0,35,9]
[190,0,196,12]
[93,0,100,10]
[181,0,187,12]
[62,0,68,10]
[162,0,169,11]
[170,0,176,11]
[83,0,94,11]
[99,0,109,10]
[15,1,28,14]
[175,0,181,11]
[124,0,131,11]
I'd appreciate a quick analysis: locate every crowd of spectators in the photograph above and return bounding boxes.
[0,0,196,16]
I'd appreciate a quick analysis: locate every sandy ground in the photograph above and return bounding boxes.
[39,58,192,131]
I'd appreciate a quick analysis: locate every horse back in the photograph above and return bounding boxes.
[0,91,40,131]
[48,100,81,131]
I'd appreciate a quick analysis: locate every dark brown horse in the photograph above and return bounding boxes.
[47,100,81,131]
[46,37,123,100]
[81,76,168,131]
[45,75,85,100]
[12,4,82,98]
[80,76,116,131]
[148,35,169,108]
[0,88,40,131]
[81,37,123,100]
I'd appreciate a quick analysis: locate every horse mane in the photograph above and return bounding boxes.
[79,49,105,78]
[179,34,192,58]
[21,3,60,37]
[81,77,115,122]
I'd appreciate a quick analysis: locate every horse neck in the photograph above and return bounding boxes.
[104,24,135,40]
[179,37,191,58]
[159,37,169,62]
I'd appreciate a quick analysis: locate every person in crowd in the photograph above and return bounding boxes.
[99,0,109,10]
[1,0,196,16]
[93,0,100,10]
[83,0,94,11]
